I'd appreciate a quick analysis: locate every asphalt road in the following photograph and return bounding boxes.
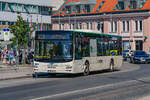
[0,62,150,100]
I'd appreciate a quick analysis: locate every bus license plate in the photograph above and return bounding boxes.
[48,70,56,73]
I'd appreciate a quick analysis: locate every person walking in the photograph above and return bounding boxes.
[2,49,7,64]
[19,50,22,64]
[8,48,14,65]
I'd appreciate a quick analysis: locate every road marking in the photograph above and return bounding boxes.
[31,76,150,100]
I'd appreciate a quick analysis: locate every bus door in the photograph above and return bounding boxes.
[89,39,98,70]
[74,35,84,73]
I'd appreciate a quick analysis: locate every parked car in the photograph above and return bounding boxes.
[130,51,150,64]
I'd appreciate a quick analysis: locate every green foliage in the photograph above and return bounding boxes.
[9,15,34,49]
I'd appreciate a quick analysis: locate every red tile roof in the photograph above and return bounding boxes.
[53,0,150,16]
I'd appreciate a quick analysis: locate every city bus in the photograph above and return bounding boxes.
[33,30,122,76]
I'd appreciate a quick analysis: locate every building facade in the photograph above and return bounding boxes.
[0,0,64,41]
[52,0,150,53]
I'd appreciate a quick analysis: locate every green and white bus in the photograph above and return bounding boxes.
[34,30,122,76]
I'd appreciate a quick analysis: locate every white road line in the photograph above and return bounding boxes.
[31,80,138,100]
[31,76,150,100]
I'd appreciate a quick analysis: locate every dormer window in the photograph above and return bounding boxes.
[96,1,104,11]
[84,5,90,13]
[114,1,125,10]
[65,6,71,14]
[75,5,80,13]
[130,0,137,9]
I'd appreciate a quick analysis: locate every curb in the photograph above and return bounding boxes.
[0,74,33,81]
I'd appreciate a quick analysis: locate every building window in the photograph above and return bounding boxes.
[114,1,124,10]
[79,23,82,29]
[8,22,15,25]
[110,21,117,33]
[130,0,137,9]
[62,24,64,30]
[0,2,2,11]
[2,2,6,11]
[2,21,6,25]
[86,22,89,29]
[135,20,138,31]
[97,22,104,33]
[69,24,72,29]
[123,21,125,32]
[136,40,143,51]
[72,24,75,29]
[8,3,23,12]
[90,22,93,30]
[135,20,143,32]
[38,6,50,15]
[139,20,143,31]
[65,6,71,14]
[84,5,90,13]
[139,0,146,8]
[122,20,130,32]
[75,5,80,13]
[59,24,61,30]
[127,21,129,32]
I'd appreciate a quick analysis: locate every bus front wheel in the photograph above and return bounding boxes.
[83,62,90,76]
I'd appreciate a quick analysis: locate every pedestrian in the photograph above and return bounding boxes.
[2,49,7,64]
[19,50,22,64]
[8,48,14,65]
[28,51,34,64]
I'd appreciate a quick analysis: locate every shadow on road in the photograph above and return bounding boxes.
[32,69,120,79]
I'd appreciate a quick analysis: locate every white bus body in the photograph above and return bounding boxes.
[33,30,122,75]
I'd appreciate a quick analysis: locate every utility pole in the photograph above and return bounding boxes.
[15,39,18,71]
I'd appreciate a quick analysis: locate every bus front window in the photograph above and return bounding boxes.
[35,40,73,62]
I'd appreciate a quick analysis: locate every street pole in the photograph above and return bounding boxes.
[15,39,18,72]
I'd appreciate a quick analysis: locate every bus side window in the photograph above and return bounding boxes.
[81,37,89,57]
[75,34,82,59]
[97,39,103,56]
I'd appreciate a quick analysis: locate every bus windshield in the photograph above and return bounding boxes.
[35,34,73,62]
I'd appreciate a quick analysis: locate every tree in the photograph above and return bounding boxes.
[9,15,33,49]
[9,14,34,64]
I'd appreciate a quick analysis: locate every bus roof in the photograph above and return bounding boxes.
[72,29,121,37]
[36,30,121,38]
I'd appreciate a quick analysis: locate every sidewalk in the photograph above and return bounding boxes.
[0,61,33,80]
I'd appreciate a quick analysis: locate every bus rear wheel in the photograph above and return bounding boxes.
[83,62,90,76]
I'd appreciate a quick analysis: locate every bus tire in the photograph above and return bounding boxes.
[109,59,114,72]
[83,62,90,76]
